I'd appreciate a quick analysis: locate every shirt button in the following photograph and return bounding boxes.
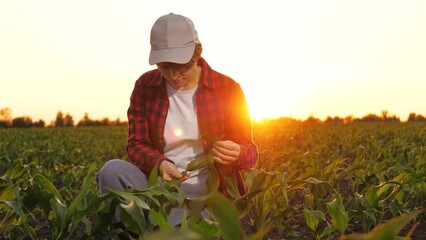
[162,111,167,115]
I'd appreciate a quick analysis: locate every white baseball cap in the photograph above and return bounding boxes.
[149,13,200,65]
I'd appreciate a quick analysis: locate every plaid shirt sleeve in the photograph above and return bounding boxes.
[195,62,258,196]
[126,74,169,176]
[226,82,258,171]
[196,58,258,173]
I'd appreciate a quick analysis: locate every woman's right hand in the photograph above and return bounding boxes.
[159,160,189,181]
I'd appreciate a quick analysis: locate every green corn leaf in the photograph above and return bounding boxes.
[67,170,93,218]
[287,182,306,190]
[8,188,24,217]
[205,192,244,240]
[22,189,54,218]
[149,209,173,230]
[109,189,150,210]
[180,208,188,231]
[245,227,274,240]
[141,191,161,209]
[0,184,17,201]
[64,168,97,238]
[33,174,64,204]
[162,180,186,207]
[0,200,24,217]
[243,169,257,191]
[186,155,209,171]
[80,216,93,235]
[78,193,110,216]
[120,199,147,234]
[319,222,335,239]
[148,185,178,205]
[205,151,215,164]
[191,219,221,238]
[364,210,423,239]
[326,198,348,235]
[206,164,220,193]
[364,187,379,208]
[52,197,68,239]
[9,164,25,180]
[144,229,203,240]
[377,181,402,198]
[288,177,334,192]
[304,189,314,208]
[224,173,241,199]
[148,164,159,187]
[362,210,377,226]
[188,197,207,227]
[303,208,325,232]
[9,213,38,240]
[92,197,120,231]
[304,177,326,184]
[249,169,268,192]
[354,192,365,206]
[233,184,279,217]
[339,210,423,240]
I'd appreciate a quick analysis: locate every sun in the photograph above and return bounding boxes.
[249,105,270,122]
[243,80,310,122]
[247,95,292,122]
[242,70,321,123]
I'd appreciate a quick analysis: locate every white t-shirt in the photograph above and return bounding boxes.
[164,83,208,199]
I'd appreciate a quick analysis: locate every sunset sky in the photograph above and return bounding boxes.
[1,0,426,123]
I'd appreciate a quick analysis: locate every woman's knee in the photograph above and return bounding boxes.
[97,159,127,180]
[96,159,147,192]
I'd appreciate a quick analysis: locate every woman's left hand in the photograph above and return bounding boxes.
[212,140,240,165]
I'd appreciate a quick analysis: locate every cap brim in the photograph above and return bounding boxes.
[149,44,196,65]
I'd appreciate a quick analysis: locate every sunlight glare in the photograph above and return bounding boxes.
[248,97,292,122]
[174,128,183,137]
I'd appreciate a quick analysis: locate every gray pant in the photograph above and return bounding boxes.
[96,159,148,195]
[96,159,207,226]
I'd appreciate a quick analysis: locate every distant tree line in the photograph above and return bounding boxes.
[0,108,127,128]
[305,110,425,124]
[1,107,426,128]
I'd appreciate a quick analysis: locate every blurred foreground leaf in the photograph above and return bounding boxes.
[339,209,423,239]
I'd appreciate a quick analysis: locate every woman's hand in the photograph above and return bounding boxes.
[159,160,189,181]
[212,140,240,165]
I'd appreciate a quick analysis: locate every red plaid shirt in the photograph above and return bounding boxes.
[127,57,258,195]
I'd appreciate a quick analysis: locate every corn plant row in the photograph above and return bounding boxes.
[0,122,425,239]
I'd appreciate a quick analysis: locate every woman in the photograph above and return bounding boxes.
[96,13,258,227]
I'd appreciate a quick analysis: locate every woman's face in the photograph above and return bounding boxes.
[157,61,199,91]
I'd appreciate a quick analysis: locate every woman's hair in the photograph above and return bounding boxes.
[189,43,203,64]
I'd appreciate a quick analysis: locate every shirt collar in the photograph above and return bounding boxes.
[197,57,216,89]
